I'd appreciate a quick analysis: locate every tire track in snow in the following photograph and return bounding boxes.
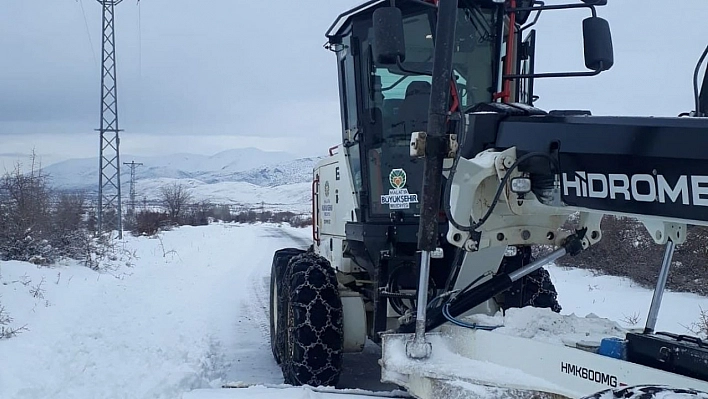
[244,225,311,341]
[246,273,272,340]
[219,225,311,386]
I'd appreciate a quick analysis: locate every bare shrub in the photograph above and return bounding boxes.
[29,277,46,299]
[182,201,212,226]
[289,215,312,228]
[0,154,54,263]
[50,192,92,261]
[132,210,171,237]
[227,208,310,227]
[556,215,708,296]
[620,312,641,326]
[159,183,193,223]
[0,300,27,340]
[0,302,10,326]
[690,307,708,338]
[211,204,234,222]
[0,152,95,265]
[235,210,259,224]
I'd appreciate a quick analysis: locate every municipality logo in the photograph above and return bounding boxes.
[389,169,407,189]
[381,168,418,210]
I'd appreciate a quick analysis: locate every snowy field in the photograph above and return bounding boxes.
[1,222,707,399]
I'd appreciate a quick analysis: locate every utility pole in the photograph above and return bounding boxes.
[96,0,124,239]
[123,161,143,216]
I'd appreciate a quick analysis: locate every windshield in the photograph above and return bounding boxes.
[454,3,499,106]
[364,4,499,217]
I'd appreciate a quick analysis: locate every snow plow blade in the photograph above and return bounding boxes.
[379,313,708,399]
[380,332,567,399]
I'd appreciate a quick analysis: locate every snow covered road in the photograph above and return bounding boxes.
[2,222,708,399]
[0,223,314,399]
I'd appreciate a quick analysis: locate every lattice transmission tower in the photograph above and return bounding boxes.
[96,0,124,238]
[123,161,143,216]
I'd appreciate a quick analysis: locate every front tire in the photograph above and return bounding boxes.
[270,248,305,365]
[281,252,343,387]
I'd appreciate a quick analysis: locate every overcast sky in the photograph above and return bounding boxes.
[2,0,708,170]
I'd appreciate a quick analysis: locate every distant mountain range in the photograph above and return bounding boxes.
[42,148,323,213]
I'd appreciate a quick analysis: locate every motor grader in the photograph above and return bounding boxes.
[268,1,708,397]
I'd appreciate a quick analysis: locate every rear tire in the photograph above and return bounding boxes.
[521,267,562,312]
[580,385,708,399]
[500,246,562,313]
[281,252,343,387]
[270,248,305,365]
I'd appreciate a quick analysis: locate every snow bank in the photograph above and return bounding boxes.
[0,223,309,399]
[548,264,708,336]
[466,307,627,347]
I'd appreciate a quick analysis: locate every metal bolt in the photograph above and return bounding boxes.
[503,157,514,168]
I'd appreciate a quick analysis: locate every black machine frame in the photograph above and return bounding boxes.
[324,0,708,355]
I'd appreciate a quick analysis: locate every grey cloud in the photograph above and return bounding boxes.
[3,0,708,147]
[1,0,360,138]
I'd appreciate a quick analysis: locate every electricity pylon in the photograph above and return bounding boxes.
[123,161,143,216]
[96,0,124,238]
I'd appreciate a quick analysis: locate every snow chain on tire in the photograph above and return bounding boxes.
[281,252,343,387]
[581,385,708,399]
[500,246,562,313]
[522,267,562,313]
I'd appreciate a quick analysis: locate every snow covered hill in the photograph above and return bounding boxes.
[135,179,313,213]
[198,157,320,186]
[42,148,303,190]
[1,223,708,399]
[40,148,324,212]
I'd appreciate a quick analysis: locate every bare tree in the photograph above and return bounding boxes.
[159,182,193,223]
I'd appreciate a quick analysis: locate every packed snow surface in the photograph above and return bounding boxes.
[1,223,707,399]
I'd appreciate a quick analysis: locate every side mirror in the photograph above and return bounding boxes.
[514,0,535,24]
[583,16,614,71]
[372,7,406,65]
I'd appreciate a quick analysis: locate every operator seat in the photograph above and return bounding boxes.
[395,81,431,136]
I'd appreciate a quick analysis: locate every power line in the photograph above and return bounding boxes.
[77,0,99,69]
[138,0,142,79]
